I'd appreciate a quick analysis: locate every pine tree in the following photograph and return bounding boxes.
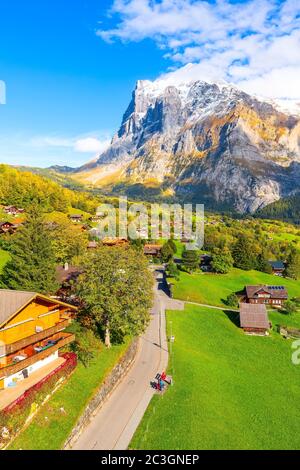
[1,205,58,294]
[285,249,300,280]
[257,250,272,274]
[232,234,256,271]
[182,248,199,273]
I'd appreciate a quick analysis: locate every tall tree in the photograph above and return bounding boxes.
[1,205,58,294]
[211,247,233,274]
[182,247,199,273]
[232,234,256,271]
[161,241,175,263]
[257,250,273,274]
[285,249,300,280]
[76,246,153,347]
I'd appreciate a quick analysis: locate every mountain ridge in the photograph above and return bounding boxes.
[61,77,300,213]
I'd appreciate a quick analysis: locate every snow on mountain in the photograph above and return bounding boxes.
[75,76,300,213]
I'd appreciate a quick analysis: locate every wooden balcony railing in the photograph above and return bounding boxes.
[0,319,71,357]
[0,334,75,379]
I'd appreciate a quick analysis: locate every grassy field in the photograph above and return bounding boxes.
[130,305,300,450]
[0,249,10,272]
[172,268,300,307]
[8,339,130,450]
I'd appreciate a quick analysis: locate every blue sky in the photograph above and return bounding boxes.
[0,0,169,167]
[0,0,299,167]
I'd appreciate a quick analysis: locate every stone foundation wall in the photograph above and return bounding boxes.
[64,338,139,449]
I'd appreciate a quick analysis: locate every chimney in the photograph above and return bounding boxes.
[64,262,69,271]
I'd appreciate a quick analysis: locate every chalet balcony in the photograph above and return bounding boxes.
[0,332,75,379]
[0,319,71,357]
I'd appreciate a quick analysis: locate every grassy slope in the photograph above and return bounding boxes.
[8,339,130,450]
[131,305,300,450]
[172,268,300,306]
[0,249,10,272]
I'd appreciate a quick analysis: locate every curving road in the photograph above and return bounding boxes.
[71,269,183,451]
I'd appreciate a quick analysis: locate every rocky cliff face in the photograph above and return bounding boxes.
[76,78,300,213]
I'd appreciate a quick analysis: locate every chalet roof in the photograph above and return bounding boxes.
[0,289,77,328]
[0,221,14,227]
[102,237,128,246]
[269,260,285,270]
[239,303,269,329]
[88,241,98,249]
[56,266,83,284]
[246,285,288,299]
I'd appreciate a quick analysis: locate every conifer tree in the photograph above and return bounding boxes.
[285,249,300,280]
[182,247,199,273]
[232,234,255,271]
[1,205,58,294]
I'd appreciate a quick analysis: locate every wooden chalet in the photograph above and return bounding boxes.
[101,237,129,247]
[0,290,77,391]
[269,260,285,276]
[87,241,98,249]
[0,221,15,234]
[3,206,25,216]
[69,214,83,223]
[144,244,162,257]
[89,215,102,223]
[245,285,288,307]
[239,303,270,335]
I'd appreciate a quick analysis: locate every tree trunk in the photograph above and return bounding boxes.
[105,325,111,348]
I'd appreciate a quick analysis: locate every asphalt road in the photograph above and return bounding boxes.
[71,269,177,450]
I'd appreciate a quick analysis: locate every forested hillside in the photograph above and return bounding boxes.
[256,194,300,224]
[0,164,100,213]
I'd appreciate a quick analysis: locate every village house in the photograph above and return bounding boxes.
[239,303,270,335]
[89,215,102,223]
[87,240,98,249]
[3,206,25,216]
[0,289,77,398]
[0,221,15,234]
[102,237,129,247]
[144,244,162,257]
[69,214,83,223]
[56,264,83,303]
[245,285,288,307]
[268,260,285,276]
[0,220,23,235]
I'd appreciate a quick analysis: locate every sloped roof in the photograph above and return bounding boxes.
[0,289,77,328]
[0,290,37,327]
[56,266,83,284]
[246,285,288,299]
[269,260,285,270]
[239,303,269,329]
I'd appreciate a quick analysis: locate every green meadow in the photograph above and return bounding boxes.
[171,268,300,307]
[131,305,300,450]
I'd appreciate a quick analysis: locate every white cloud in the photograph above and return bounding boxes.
[29,134,111,154]
[97,0,300,99]
[74,137,111,153]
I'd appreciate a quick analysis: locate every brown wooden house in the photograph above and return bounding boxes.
[268,260,285,276]
[245,285,288,307]
[101,237,129,247]
[144,244,162,257]
[0,290,77,392]
[239,303,270,335]
[69,214,83,223]
[0,221,15,234]
[3,206,25,216]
